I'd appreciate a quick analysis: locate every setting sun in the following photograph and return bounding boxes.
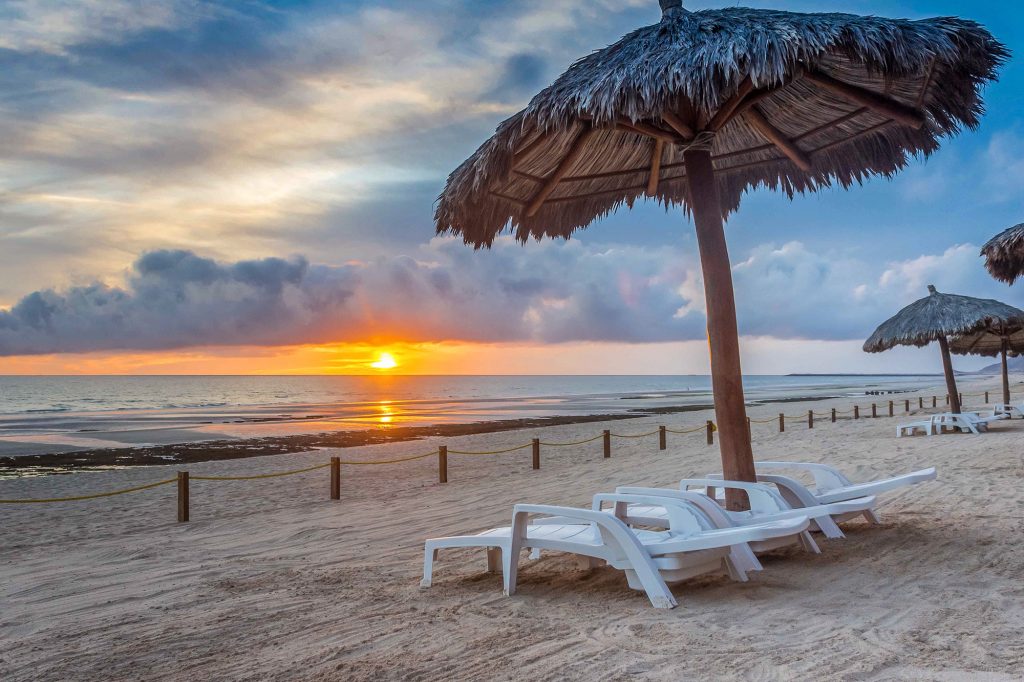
[370,352,398,370]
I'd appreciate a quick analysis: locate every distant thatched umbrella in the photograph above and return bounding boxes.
[981,223,1024,284]
[864,286,1024,414]
[436,0,1005,505]
[949,324,1024,405]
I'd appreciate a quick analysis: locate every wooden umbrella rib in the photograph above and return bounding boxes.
[646,139,664,196]
[705,76,756,132]
[660,110,696,139]
[524,127,596,217]
[915,58,937,109]
[743,106,813,171]
[615,119,685,144]
[804,70,926,129]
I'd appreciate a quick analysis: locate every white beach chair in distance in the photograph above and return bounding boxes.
[993,403,1024,418]
[897,415,937,437]
[612,482,875,544]
[421,496,809,609]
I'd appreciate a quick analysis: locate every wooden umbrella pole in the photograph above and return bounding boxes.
[937,334,962,414]
[1001,337,1011,405]
[684,148,756,510]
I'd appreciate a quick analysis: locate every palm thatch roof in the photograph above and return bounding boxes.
[981,223,1024,284]
[863,285,1024,352]
[949,327,1024,357]
[436,2,1007,246]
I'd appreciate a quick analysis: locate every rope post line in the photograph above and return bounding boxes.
[871,403,877,419]
[831,408,836,423]
[177,471,189,523]
[888,400,894,418]
[603,430,611,458]
[330,457,340,500]
[659,425,667,450]
[532,438,540,470]
[808,410,814,429]
[438,446,448,484]
[854,406,860,420]
[778,413,785,433]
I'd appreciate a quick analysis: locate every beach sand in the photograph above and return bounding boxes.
[2,378,1022,681]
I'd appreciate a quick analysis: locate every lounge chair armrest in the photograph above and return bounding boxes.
[593,493,708,534]
[678,478,788,514]
[614,487,737,529]
[753,461,853,491]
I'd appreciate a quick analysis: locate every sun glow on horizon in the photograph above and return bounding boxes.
[370,352,398,370]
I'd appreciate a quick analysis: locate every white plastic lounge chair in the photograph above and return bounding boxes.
[993,403,1024,418]
[897,415,936,437]
[610,481,875,544]
[932,412,988,434]
[421,496,809,609]
[745,462,936,510]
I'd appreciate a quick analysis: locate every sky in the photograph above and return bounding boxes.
[0,0,1022,375]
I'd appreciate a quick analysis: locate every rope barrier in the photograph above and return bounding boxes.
[0,478,177,504]
[609,430,661,439]
[664,425,709,434]
[337,451,437,465]
[191,462,332,481]
[539,433,606,447]
[447,443,533,456]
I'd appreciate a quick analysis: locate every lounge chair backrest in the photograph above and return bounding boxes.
[678,478,789,514]
[752,462,853,493]
[592,493,707,535]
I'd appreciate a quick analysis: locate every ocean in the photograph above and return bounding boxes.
[0,374,943,457]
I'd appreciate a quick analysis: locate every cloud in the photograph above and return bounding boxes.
[2,237,1020,356]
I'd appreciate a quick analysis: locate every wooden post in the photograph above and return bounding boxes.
[808,410,813,429]
[532,438,540,470]
[684,148,755,511]
[177,471,189,523]
[438,446,448,484]
[905,399,910,413]
[706,421,714,445]
[937,334,962,414]
[603,430,611,458]
[919,396,923,409]
[945,394,949,405]
[854,406,860,420]
[778,413,785,433]
[330,457,340,500]
[932,396,936,408]
[871,403,877,419]
[959,392,963,407]
[659,426,667,451]
[1002,339,1011,406]
[985,390,990,404]
[888,401,894,418]
[746,417,751,439]
[831,408,836,423]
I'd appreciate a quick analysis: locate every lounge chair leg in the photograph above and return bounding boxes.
[529,548,542,560]
[862,509,882,525]
[421,544,436,588]
[486,548,500,574]
[798,531,821,554]
[723,556,748,582]
[813,515,846,540]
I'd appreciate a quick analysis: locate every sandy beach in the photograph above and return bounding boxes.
[2,376,1022,681]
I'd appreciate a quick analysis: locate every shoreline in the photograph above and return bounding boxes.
[0,394,867,475]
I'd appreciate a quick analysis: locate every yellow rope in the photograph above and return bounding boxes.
[191,462,332,481]
[0,478,177,504]
[539,433,606,447]
[338,451,437,465]
[447,443,533,456]
[664,424,708,434]
[609,430,661,439]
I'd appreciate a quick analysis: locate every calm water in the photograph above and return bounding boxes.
[0,374,942,455]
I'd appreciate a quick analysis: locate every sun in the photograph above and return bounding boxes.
[370,352,398,370]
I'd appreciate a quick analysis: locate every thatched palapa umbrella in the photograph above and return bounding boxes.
[949,323,1024,406]
[863,286,1024,414]
[981,223,1024,284]
[436,1,1005,506]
